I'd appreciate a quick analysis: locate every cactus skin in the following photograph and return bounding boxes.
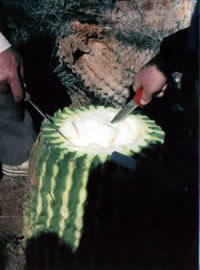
[24,106,165,252]
[24,138,95,251]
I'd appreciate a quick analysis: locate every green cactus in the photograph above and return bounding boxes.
[24,106,165,251]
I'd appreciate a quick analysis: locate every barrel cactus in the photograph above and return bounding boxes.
[24,105,164,251]
[54,1,195,107]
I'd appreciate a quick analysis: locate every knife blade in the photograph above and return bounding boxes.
[111,88,143,124]
[26,99,68,141]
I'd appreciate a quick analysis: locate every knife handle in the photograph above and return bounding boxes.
[133,88,144,108]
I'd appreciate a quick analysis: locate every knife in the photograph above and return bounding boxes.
[26,99,68,141]
[111,88,143,124]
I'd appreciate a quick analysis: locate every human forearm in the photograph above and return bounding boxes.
[146,53,171,78]
[144,28,190,77]
[133,27,191,105]
[159,28,189,74]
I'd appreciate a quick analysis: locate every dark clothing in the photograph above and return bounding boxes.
[157,5,199,269]
[160,26,198,90]
[0,1,8,33]
[160,26,199,115]
[160,1,199,98]
[0,1,36,165]
[160,28,190,73]
[0,92,36,165]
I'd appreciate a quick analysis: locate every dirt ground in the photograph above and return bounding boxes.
[0,174,26,270]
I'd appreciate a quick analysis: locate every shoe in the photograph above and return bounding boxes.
[2,160,29,177]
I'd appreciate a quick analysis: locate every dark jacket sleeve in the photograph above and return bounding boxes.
[0,1,8,34]
[159,28,189,74]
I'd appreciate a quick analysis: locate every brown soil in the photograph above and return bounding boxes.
[0,174,26,270]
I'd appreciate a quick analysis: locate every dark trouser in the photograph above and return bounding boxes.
[0,92,36,165]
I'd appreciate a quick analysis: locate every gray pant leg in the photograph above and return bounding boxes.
[0,92,36,165]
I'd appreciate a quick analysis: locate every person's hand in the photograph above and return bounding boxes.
[0,47,25,103]
[133,64,168,105]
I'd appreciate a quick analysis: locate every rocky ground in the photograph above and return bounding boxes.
[0,174,26,270]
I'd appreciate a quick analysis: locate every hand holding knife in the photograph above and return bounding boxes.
[111,88,144,124]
